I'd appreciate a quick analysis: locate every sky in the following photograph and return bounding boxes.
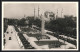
[2,2,78,19]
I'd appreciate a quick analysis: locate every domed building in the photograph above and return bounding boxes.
[44,11,56,21]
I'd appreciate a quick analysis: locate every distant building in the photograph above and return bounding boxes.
[25,18,29,28]
[44,11,56,21]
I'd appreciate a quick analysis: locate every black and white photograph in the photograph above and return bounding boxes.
[2,2,78,50]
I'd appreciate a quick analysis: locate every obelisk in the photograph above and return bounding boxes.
[41,14,45,35]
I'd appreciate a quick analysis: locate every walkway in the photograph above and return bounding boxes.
[4,25,22,50]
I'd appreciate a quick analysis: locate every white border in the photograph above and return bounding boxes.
[2,1,79,51]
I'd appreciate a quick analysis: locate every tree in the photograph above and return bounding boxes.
[45,15,76,38]
[4,18,8,33]
[17,18,27,26]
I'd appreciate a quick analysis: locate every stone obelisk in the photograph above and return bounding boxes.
[41,14,45,35]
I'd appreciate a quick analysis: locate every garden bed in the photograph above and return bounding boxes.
[34,40,66,48]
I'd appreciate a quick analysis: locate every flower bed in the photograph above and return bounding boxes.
[34,40,65,48]
[18,32,35,49]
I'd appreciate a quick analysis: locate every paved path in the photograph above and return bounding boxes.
[4,25,21,50]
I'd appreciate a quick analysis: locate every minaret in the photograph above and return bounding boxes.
[56,9,58,19]
[24,14,26,18]
[34,7,36,20]
[38,6,40,18]
[61,8,63,18]
[41,14,45,35]
[47,12,49,18]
